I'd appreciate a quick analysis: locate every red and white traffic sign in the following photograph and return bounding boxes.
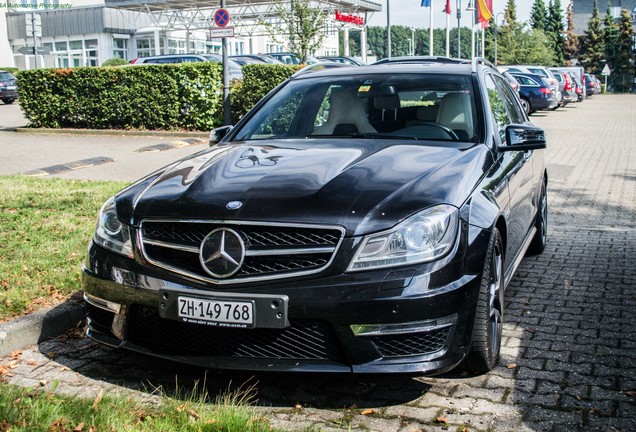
[214,8,230,27]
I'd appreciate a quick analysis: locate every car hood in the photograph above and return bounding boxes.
[117,139,490,235]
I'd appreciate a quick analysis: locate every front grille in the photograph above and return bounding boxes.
[127,305,346,361]
[371,327,450,358]
[139,220,344,284]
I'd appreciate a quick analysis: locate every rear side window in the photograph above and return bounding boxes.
[528,68,548,77]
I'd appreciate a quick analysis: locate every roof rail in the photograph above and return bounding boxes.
[471,57,497,73]
[291,62,351,78]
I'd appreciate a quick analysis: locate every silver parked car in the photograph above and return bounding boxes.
[130,54,243,80]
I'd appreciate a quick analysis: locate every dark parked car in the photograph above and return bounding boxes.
[317,56,365,66]
[83,59,547,375]
[0,70,18,104]
[263,52,320,65]
[229,54,283,66]
[510,72,558,114]
[585,73,600,96]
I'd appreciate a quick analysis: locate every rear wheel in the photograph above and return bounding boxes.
[464,228,504,373]
[520,98,530,115]
[2,98,15,105]
[528,180,548,255]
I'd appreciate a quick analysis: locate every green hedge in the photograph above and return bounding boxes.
[1,67,20,75]
[231,63,301,123]
[17,63,301,131]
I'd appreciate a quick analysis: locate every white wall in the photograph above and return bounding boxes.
[1,6,14,67]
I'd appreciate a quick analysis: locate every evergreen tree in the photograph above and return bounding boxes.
[530,0,548,31]
[603,2,619,73]
[614,8,635,91]
[503,0,518,30]
[547,0,566,65]
[563,0,579,64]
[579,0,605,75]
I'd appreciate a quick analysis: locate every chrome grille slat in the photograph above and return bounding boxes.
[139,220,345,285]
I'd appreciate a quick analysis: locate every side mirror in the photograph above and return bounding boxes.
[502,124,547,151]
[209,125,233,146]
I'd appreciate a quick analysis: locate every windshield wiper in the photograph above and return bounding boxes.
[307,133,418,140]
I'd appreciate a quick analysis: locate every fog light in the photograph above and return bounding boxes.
[350,315,456,336]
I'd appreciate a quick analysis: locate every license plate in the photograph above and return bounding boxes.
[6,86,16,90]
[177,296,254,328]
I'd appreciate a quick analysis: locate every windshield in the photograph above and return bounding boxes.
[0,72,15,81]
[233,73,478,144]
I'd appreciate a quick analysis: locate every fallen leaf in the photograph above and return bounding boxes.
[48,418,68,432]
[39,379,47,387]
[360,409,375,415]
[176,403,186,412]
[73,422,85,431]
[294,404,302,409]
[0,420,12,432]
[59,366,70,372]
[92,389,104,411]
[188,409,199,419]
[506,363,517,369]
[7,361,19,369]
[436,416,448,424]
[8,350,23,360]
[576,395,582,401]
[89,427,96,432]
[623,391,636,397]
[27,361,38,367]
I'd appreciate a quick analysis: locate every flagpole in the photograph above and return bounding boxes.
[446,4,451,57]
[429,2,434,56]
[481,26,485,57]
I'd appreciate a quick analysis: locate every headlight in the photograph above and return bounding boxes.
[348,205,458,271]
[93,197,133,258]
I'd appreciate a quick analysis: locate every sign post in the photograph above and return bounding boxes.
[601,64,611,93]
[25,13,42,68]
[214,5,232,125]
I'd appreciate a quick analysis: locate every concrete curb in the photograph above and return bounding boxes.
[13,127,209,139]
[0,301,85,356]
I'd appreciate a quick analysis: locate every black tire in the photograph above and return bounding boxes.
[464,228,504,373]
[520,98,530,115]
[527,180,548,255]
[2,98,15,105]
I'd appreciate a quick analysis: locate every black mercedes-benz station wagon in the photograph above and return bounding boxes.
[82,59,547,375]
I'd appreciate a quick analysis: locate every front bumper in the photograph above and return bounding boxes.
[82,225,491,374]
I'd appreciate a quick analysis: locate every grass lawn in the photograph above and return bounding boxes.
[0,175,129,321]
[0,381,275,431]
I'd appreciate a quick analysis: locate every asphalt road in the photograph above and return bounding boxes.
[1,96,635,431]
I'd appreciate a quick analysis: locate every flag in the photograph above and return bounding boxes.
[421,0,431,7]
[477,0,493,25]
[444,0,451,14]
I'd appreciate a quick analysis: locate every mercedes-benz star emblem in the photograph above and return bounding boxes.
[199,228,245,278]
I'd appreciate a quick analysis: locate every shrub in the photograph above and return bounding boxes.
[231,64,301,123]
[17,62,301,131]
[1,67,20,75]
[102,57,130,67]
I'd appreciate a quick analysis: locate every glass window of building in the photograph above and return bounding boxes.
[113,38,128,59]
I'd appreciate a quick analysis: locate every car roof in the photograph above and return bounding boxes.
[291,62,475,80]
[373,56,469,65]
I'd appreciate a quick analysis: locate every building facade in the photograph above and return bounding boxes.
[1,0,374,69]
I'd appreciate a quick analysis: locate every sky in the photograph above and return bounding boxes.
[365,0,566,29]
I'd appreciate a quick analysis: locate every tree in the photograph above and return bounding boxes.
[579,0,605,75]
[613,8,635,91]
[262,0,327,63]
[546,0,566,65]
[502,0,519,30]
[603,2,619,73]
[530,0,548,31]
[563,0,579,64]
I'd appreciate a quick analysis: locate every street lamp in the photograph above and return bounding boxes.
[386,0,391,58]
[493,12,504,65]
[456,0,462,58]
[466,0,475,60]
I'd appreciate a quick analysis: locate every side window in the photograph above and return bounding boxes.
[485,75,512,143]
[493,75,526,125]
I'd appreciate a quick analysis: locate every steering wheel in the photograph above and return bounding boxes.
[415,122,460,141]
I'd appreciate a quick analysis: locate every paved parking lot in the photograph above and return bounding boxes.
[1,95,635,431]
